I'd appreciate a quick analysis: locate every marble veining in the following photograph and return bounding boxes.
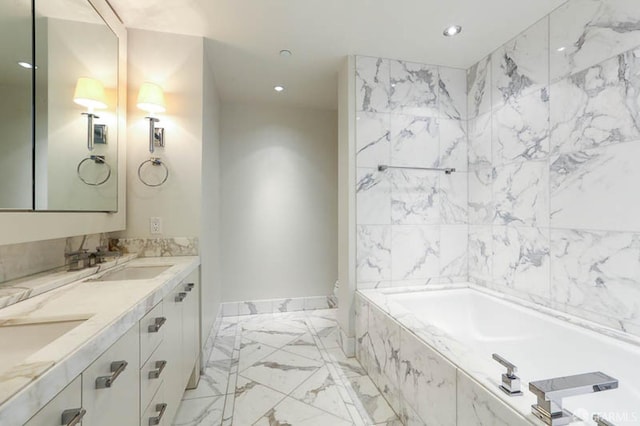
[357,168,391,225]
[468,112,492,170]
[468,168,493,225]
[356,112,391,168]
[550,0,640,82]
[493,160,549,227]
[492,88,550,165]
[492,17,549,108]
[550,47,640,155]
[356,56,391,113]
[357,225,392,282]
[468,225,493,285]
[550,141,640,232]
[389,60,438,117]
[390,169,439,225]
[391,225,439,281]
[110,237,199,257]
[551,228,640,326]
[439,66,468,120]
[390,114,439,168]
[467,55,492,119]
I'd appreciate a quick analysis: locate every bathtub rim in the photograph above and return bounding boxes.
[356,282,640,424]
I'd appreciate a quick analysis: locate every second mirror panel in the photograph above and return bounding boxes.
[35,0,118,211]
[0,0,33,210]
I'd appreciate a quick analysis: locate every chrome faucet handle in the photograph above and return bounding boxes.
[593,415,617,426]
[529,371,618,426]
[492,353,522,396]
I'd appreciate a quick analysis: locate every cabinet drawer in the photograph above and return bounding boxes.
[141,383,167,426]
[140,301,165,365]
[140,342,167,412]
[25,376,82,426]
[82,325,140,426]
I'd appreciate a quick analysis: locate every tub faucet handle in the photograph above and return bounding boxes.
[492,353,522,396]
[593,415,617,426]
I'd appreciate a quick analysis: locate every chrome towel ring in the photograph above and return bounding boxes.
[77,155,112,186]
[138,157,169,187]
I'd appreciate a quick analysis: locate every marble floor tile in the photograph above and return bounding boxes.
[241,349,323,395]
[182,359,231,400]
[233,376,287,425]
[325,348,367,378]
[207,336,235,361]
[254,395,353,426]
[237,338,279,372]
[281,333,324,361]
[348,375,399,425]
[172,394,225,426]
[290,365,353,421]
[175,309,401,426]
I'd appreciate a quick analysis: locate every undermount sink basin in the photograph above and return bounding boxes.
[93,265,171,281]
[0,317,89,375]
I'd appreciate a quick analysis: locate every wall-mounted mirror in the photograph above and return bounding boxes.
[34,0,119,211]
[0,0,33,210]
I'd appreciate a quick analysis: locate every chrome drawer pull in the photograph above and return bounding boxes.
[149,360,167,379]
[149,403,167,425]
[95,360,128,389]
[185,282,195,292]
[61,408,86,426]
[175,292,187,302]
[148,317,166,333]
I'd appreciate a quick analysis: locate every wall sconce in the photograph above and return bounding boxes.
[137,82,166,153]
[137,82,169,187]
[73,77,107,151]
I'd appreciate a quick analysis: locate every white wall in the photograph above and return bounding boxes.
[123,29,203,238]
[220,102,338,302]
[201,40,222,341]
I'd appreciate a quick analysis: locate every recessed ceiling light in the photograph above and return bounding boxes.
[18,61,36,69]
[443,25,462,37]
[274,85,285,92]
[557,46,566,52]
[279,49,292,57]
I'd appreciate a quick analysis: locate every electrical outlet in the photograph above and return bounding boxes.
[150,217,162,235]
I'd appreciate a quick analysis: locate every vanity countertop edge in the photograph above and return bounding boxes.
[0,255,200,426]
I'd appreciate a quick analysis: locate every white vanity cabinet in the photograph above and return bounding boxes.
[24,377,83,426]
[16,264,201,426]
[81,324,140,426]
[181,270,200,386]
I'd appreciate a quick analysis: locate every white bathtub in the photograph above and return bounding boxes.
[358,286,640,425]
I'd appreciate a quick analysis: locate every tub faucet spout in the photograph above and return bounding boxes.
[529,371,618,426]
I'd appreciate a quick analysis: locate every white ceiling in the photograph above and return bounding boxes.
[108,0,567,110]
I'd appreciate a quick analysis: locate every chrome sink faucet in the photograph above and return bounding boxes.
[528,371,618,425]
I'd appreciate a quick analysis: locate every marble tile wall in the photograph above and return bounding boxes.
[355,55,469,290]
[467,0,640,337]
[355,293,531,425]
[0,233,107,284]
[109,237,199,257]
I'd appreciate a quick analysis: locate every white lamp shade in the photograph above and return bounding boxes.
[73,77,107,110]
[137,82,166,114]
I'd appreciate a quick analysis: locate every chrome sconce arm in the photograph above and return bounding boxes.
[82,112,99,151]
[146,116,160,154]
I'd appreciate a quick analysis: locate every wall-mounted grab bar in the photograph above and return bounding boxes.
[377,165,456,174]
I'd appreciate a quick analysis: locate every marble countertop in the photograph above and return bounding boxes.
[0,254,138,310]
[0,256,200,426]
